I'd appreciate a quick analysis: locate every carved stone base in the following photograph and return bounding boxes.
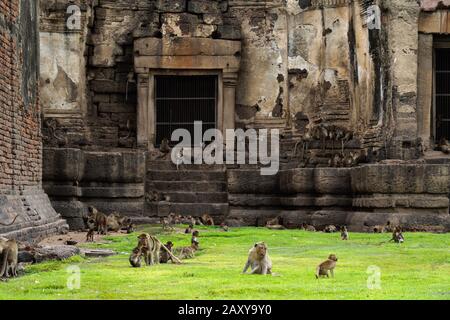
[0,187,68,242]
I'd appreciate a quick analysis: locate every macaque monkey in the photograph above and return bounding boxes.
[373,221,392,233]
[137,233,161,266]
[201,214,214,226]
[329,153,343,168]
[343,152,355,167]
[181,216,195,225]
[341,130,353,153]
[129,246,143,268]
[87,206,108,235]
[178,239,199,260]
[191,230,200,246]
[174,215,182,225]
[242,242,272,275]
[316,254,338,279]
[373,225,386,233]
[195,218,204,226]
[265,216,281,227]
[106,214,122,232]
[319,124,330,151]
[161,215,174,231]
[340,226,349,240]
[185,224,193,234]
[390,226,404,243]
[266,216,285,229]
[301,223,316,232]
[159,241,174,263]
[86,228,95,242]
[221,223,229,232]
[439,138,450,154]
[86,217,96,242]
[323,225,337,233]
[0,239,18,278]
[158,138,171,159]
[126,223,135,234]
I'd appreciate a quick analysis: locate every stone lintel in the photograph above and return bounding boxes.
[419,10,450,33]
[134,56,240,72]
[134,37,241,57]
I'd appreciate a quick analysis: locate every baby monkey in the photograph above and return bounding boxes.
[316,254,338,279]
[159,241,174,264]
[191,230,199,246]
[185,224,193,234]
[340,226,349,240]
[129,246,143,268]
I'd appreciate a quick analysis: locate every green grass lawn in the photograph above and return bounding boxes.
[0,225,449,300]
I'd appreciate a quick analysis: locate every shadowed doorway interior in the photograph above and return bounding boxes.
[155,75,218,147]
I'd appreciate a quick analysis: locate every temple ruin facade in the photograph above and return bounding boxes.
[2,0,450,239]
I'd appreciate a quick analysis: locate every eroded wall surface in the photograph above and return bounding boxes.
[0,0,68,241]
[39,0,415,153]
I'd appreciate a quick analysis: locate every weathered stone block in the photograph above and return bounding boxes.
[43,148,84,182]
[314,168,351,195]
[134,37,241,56]
[279,168,314,194]
[156,0,186,12]
[161,13,200,37]
[227,170,279,194]
[90,44,123,67]
[351,164,450,194]
[217,24,241,40]
[203,13,223,25]
[188,0,221,14]
[83,151,146,183]
[194,24,217,37]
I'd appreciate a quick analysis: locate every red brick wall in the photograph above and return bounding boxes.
[0,0,42,190]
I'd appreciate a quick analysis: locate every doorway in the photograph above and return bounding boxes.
[154,75,218,147]
[434,41,450,142]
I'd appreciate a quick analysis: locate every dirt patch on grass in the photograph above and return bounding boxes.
[38,231,129,246]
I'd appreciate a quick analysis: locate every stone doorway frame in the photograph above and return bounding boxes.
[133,37,241,148]
[418,11,450,147]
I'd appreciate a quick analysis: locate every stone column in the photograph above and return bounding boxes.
[417,33,433,148]
[388,0,420,141]
[223,72,238,131]
[136,74,149,147]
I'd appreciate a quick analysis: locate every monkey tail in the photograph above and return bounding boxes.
[0,214,18,227]
[154,238,182,264]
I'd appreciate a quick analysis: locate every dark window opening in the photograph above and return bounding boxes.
[435,47,450,142]
[155,75,218,147]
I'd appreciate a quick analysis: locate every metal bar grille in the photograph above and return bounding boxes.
[435,48,450,141]
[155,75,217,147]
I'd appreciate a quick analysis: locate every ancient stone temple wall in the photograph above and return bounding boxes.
[39,0,450,232]
[0,0,68,241]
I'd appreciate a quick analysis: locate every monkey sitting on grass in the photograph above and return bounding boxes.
[242,242,272,275]
[390,226,404,243]
[159,241,174,264]
[340,226,349,240]
[316,254,338,279]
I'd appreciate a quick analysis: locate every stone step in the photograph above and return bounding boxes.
[245,118,287,130]
[147,160,225,171]
[164,191,228,203]
[149,202,229,217]
[147,170,226,181]
[147,181,227,192]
